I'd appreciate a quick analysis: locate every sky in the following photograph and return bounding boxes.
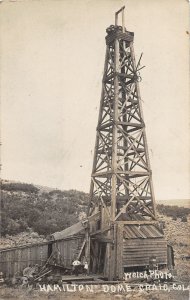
[0,0,189,200]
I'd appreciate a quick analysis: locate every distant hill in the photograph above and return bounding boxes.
[157,199,190,208]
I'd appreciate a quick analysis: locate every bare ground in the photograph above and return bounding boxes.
[0,286,189,300]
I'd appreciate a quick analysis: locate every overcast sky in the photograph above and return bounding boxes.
[0,0,189,200]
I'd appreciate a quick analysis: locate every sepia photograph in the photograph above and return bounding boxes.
[0,0,189,299]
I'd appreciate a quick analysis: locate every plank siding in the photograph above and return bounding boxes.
[123,238,167,268]
[0,235,84,277]
[0,243,48,277]
[50,236,84,268]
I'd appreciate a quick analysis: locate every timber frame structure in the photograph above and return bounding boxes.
[0,7,173,281]
[85,7,169,280]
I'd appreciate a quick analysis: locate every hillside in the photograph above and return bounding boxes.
[1,180,89,238]
[157,199,190,208]
[1,179,190,242]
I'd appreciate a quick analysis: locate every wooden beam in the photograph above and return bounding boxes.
[117,121,143,128]
[92,171,150,177]
[116,224,124,279]
[116,220,158,225]
[94,235,113,243]
[102,195,152,202]
[90,225,110,236]
[77,239,86,260]
[88,211,100,222]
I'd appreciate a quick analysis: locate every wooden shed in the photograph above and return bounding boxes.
[0,221,86,278]
[122,224,167,269]
[88,218,168,280]
[50,221,86,268]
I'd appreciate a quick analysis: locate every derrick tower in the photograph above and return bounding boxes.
[86,7,167,280]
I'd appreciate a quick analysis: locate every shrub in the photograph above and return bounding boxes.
[181,216,187,222]
[2,182,39,193]
[157,204,190,219]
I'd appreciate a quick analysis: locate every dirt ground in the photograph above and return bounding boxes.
[0,285,189,300]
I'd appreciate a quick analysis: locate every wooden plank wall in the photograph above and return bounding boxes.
[123,238,167,268]
[52,236,84,268]
[0,243,48,277]
[0,236,84,277]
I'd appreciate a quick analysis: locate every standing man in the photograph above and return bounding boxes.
[83,260,88,275]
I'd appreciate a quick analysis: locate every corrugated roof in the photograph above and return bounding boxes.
[51,221,85,241]
[123,224,164,239]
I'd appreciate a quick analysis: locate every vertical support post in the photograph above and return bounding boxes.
[108,19,120,281]
[111,35,119,224]
[108,5,126,281]
[120,38,129,206]
[122,8,125,32]
[116,224,124,279]
[115,13,118,26]
[85,223,90,274]
[115,6,125,29]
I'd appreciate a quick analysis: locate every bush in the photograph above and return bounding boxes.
[6,219,21,235]
[2,182,39,193]
[157,204,190,219]
[181,216,188,222]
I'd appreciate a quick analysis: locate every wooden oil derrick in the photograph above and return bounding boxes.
[86,7,168,280]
